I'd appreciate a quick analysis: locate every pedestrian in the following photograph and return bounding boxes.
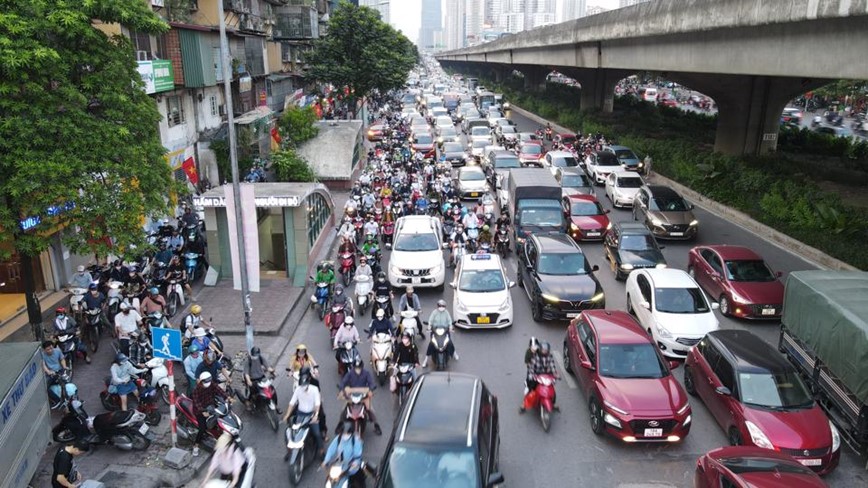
[52,440,89,488]
[643,154,653,176]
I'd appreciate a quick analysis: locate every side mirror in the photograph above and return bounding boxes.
[508,281,516,288]
[689,204,695,210]
[640,300,650,310]
[715,386,731,396]
[487,472,505,487]
[449,282,456,289]
[580,359,595,371]
[668,360,681,370]
[711,302,720,310]
[591,265,600,272]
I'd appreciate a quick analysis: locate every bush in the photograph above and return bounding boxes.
[278,106,320,147]
[272,148,316,182]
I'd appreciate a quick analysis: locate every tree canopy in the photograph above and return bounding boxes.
[306,1,417,102]
[0,0,176,259]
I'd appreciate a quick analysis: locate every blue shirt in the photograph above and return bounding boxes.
[323,434,363,475]
[43,348,64,372]
[339,368,377,391]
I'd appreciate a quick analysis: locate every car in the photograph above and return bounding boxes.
[604,171,644,208]
[496,125,518,144]
[626,268,719,358]
[387,216,446,289]
[694,446,829,488]
[517,132,540,144]
[584,151,622,185]
[484,149,521,186]
[516,141,545,167]
[486,112,504,127]
[517,233,605,322]
[429,106,448,118]
[564,310,692,443]
[553,133,578,149]
[632,185,699,240]
[659,97,679,108]
[687,245,784,319]
[436,126,460,144]
[451,253,515,329]
[468,139,490,161]
[366,124,386,142]
[411,133,436,157]
[554,167,594,197]
[542,150,581,175]
[375,372,503,488]
[462,117,487,134]
[604,222,667,280]
[439,142,468,167]
[469,126,491,144]
[780,107,803,125]
[410,123,431,137]
[455,166,490,200]
[562,194,611,242]
[685,330,841,475]
[434,115,454,130]
[815,126,852,138]
[603,145,643,172]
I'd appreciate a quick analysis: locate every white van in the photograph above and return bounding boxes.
[642,87,658,102]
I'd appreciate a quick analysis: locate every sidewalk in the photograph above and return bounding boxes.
[0,290,69,343]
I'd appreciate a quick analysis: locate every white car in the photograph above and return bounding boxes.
[455,166,490,199]
[469,126,491,144]
[469,139,489,160]
[543,150,581,176]
[387,216,446,290]
[585,151,623,185]
[451,253,515,329]
[625,269,720,359]
[605,171,645,208]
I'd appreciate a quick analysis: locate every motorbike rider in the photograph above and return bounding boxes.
[184,345,204,394]
[371,272,393,320]
[333,316,361,351]
[128,331,153,368]
[167,254,193,299]
[114,302,142,355]
[523,337,540,394]
[167,227,185,252]
[126,265,147,293]
[200,433,246,488]
[362,216,379,240]
[181,206,199,228]
[81,282,110,332]
[394,331,421,377]
[478,224,493,248]
[368,308,395,339]
[314,261,337,295]
[244,346,276,412]
[196,349,230,390]
[287,344,320,386]
[355,256,373,281]
[331,284,355,317]
[422,299,458,368]
[322,420,365,485]
[108,260,130,285]
[520,341,560,413]
[282,367,326,459]
[69,265,94,289]
[338,358,382,435]
[360,233,379,258]
[154,241,174,268]
[110,353,146,412]
[182,304,212,340]
[337,217,356,243]
[397,286,425,339]
[42,340,68,378]
[449,223,469,265]
[337,235,358,256]
[494,210,511,233]
[141,287,167,315]
[191,371,229,457]
[53,307,91,364]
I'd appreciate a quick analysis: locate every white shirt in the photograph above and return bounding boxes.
[114,310,142,338]
[363,221,379,236]
[290,385,321,413]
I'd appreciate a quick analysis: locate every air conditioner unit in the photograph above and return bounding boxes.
[136,50,149,61]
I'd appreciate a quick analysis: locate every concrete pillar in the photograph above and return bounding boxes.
[491,66,505,83]
[521,67,547,91]
[572,68,622,113]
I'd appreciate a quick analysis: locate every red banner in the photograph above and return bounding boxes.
[270,126,282,145]
[181,157,199,185]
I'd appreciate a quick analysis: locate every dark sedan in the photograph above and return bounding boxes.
[604,222,667,280]
[439,142,468,167]
[517,233,605,322]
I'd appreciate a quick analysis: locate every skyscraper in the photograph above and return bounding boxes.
[419,0,442,49]
[444,0,467,50]
[557,0,586,22]
[465,0,487,45]
[359,0,390,24]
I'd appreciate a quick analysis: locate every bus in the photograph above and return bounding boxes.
[476,91,496,111]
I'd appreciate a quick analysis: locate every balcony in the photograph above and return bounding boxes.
[263,0,289,5]
[239,13,267,34]
[223,0,250,14]
[273,9,318,40]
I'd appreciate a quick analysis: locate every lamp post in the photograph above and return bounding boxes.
[217,0,254,353]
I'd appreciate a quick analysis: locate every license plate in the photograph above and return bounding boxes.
[476,316,490,324]
[670,232,684,237]
[587,232,601,237]
[412,277,421,284]
[470,192,478,197]
[643,428,663,437]
[799,459,822,466]
[138,423,149,435]
[566,313,580,318]
[762,308,776,316]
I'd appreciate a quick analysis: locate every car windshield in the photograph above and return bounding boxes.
[537,252,588,275]
[381,446,479,488]
[520,133,539,141]
[720,457,817,476]
[522,145,542,155]
[460,170,486,181]
[471,127,489,136]
[570,201,604,216]
[519,208,562,226]
[459,269,506,292]
[443,143,463,152]
[440,128,457,137]
[562,174,590,188]
[494,157,521,168]
[394,233,440,252]
[472,140,488,149]
[651,196,690,212]
[620,234,657,251]
[415,135,433,144]
[598,343,668,379]
[617,176,644,188]
[739,371,814,410]
[614,149,638,161]
[725,260,776,282]
[655,287,710,313]
[597,155,621,168]
[560,136,577,144]
[552,156,579,167]
[500,126,517,134]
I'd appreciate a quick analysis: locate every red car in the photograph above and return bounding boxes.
[516,141,545,167]
[553,133,577,149]
[685,330,841,475]
[564,310,692,443]
[687,245,784,319]
[695,446,828,488]
[562,194,610,242]
[659,97,679,108]
[410,133,436,158]
[366,123,386,141]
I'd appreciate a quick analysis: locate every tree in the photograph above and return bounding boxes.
[0,0,176,335]
[271,149,316,183]
[306,1,417,117]
[277,105,319,147]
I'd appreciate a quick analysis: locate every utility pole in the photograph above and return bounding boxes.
[217,0,254,353]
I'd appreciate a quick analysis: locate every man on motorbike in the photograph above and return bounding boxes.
[181,206,199,228]
[167,227,185,252]
[494,211,511,233]
[244,347,276,413]
[191,371,229,457]
[520,341,559,413]
[478,224,493,248]
[360,234,379,261]
[42,340,68,378]
[337,235,357,257]
[449,223,469,266]
[196,349,230,390]
[184,345,204,395]
[167,255,193,299]
[128,331,153,368]
[108,260,130,284]
[362,216,379,239]
[282,367,325,459]
[314,261,336,295]
[82,283,111,332]
[69,265,94,289]
[141,287,167,315]
[368,308,395,338]
[53,307,91,364]
[337,217,356,243]
[422,300,458,368]
[371,272,393,320]
[322,421,365,485]
[182,304,212,340]
[397,286,424,339]
[154,242,174,268]
[331,284,355,318]
[114,303,142,355]
[110,353,146,411]
[338,359,382,435]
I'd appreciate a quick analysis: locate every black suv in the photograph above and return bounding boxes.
[604,222,667,280]
[376,373,503,488]
[517,233,605,322]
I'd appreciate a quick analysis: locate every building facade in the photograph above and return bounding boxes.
[556,0,586,22]
[358,0,390,23]
[444,0,467,50]
[620,0,651,7]
[418,0,442,50]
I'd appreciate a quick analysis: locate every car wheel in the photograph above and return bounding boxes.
[589,398,604,435]
[625,294,634,315]
[531,298,543,323]
[719,295,731,317]
[728,427,743,446]
[683,365,697,397]
[563,343,573,374]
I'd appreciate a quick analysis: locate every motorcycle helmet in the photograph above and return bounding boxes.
[188,344,200,354]
[437,299,447,308]
[56,307,67,315]
[540,341,551,356]
[335,285,344,295]
[115,353,129,364]
[344,316,355,326]
[298,367,311,387]
[198,371,213,383]
[149,287,160,295]
[376,308,385,319]
[191,304,202,315]
[250,346,261,358]
[88,283,98,290]
[482,224,490,232]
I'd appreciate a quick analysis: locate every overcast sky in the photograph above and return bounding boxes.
[391,0,622,44]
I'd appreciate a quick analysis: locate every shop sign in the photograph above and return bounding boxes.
[20,202,75,231]
[194,195,301,208]
[138,59,175,94]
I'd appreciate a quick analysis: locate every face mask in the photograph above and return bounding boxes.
[123,310,130,314]
[202,381,212,387]
[437,305,445,310]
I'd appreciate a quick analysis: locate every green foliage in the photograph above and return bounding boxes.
[278,106,319,147]
[211,129,255,185]
[272,149,316,183]
[813,79,868,100]
[0,0,176,259]
[306,1,416,106]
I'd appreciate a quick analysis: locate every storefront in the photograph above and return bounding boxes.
[193,183,334,287]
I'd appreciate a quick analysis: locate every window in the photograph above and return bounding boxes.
[166,95,185,127]
[654,287,710,314]
[129,30,151,58]
[700,340,722,372]
[537,253,590,275]
[637,274,652,303]
[714,356,736,394]
[580,323,596,365]
[209,95,218,117]
[306,193,331,249]
[155,32,169,60]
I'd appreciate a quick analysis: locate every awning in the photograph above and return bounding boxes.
[234,106,274,125]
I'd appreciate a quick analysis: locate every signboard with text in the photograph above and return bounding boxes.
[137,59,175,95]
[193,194,301,208]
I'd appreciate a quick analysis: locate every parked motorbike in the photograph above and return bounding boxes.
[393,363,415,408]
[47,369,78,411]
[340,387,369,436]
[144,357,171,405]
[99,377,162,426]
[353,274,372,315]
[185,252,205,283]
[369,332,393,386]
[336,341,361,377]
[285,412,318,486]
[429,324,452,371]
[311,282,331,321]
[523,373,557,432]
[52,405,151,451]
[246,372,280,432]
[175,396,242,451]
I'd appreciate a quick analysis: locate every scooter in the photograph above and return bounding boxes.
[175,396,242,451]
[338,252,355,287]
[311,282,331,321]
[99,377,162,426]
[325,461,374,488]
[106,281,124,321]
[55,330,80,373]
[144,357,171,405]
[285,412,318,486]
[165,277,186,317]
[353,274,373,315]
[369,332,393,386]
[246,373,280,432]
[325,303,348,341]
[81,307,102,353]
[381,220,394,246]
[450,242,466,268]
[429,324,452,371]
[68,287,88,319]
[393,363,415,408]
[399,309,419,340]
[203,446,256,488]
[372,295,390,320]
[523,373,557,432]
[146,311,169,332]
[495,228,510,257]
[336,341,361,377]
[47,369,78,411]
[52,404,151,451]
[184,252,205,283]
[340,387,369,437]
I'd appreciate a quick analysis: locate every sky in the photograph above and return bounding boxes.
[390,0,622,45]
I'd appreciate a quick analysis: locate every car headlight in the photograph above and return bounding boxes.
[651,218,663,227]
[590,292,605,302]
[606,222,612,230]
[498,299,510,311]
[570,223,579,231]
[603,412,622,429]
[745,421,774,450]
[683,414,692,426]
[638,162,644,167]
[541,293,560,303]
[730,292,748,304]
[689,220,699,226]
[503,102,510,109]
[620,263,634,270]
[604,400,629,415]
[656,323,673,339]
[830,420,841,452]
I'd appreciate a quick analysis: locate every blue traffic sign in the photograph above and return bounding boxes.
[152,327,183,361]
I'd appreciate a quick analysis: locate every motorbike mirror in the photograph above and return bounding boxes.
[580,359,595,371]
[715,386,731,396]
[487,472,505,487]
[591,265,600,272]
[385,243,392,249]
[640,301,650,310]
[508,281,516,288]
[668,360,681,370]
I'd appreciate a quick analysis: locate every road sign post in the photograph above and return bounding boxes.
[152,327,182,447]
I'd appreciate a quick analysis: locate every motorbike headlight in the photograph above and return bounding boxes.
[830,420,841,452]
[590,292,605,302]
[541,293,560,303]
[689,219,699,226]
[651,218,663,227]
[745,421,774,450]
[656,323,673,339]
[329,465,344,480]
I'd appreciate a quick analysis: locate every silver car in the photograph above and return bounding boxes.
[455,166,491,200]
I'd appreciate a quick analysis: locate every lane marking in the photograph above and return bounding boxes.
[552,350,578,390]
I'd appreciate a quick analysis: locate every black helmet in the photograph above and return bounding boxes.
[250,346,261,357]
[540,342,551,356]
[298,367,311,386]
[353,357,363,369]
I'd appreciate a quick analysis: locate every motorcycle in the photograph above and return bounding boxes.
[523,373,557,432]
[369,332,393,386]
[47,369,78,411]
[165,277,186,317]
[81,307,102,353]
[381,220,395,246]
[285,412,318,486]
[352,217,365,244]
[429,324,452,371]
[55,329,80,373]
[145,311,169,333]
[545,127,553,141]
[106,281,124,321]
[336,341,361,377]
[52,405,151,451]
[68,287,88,321]
[362,247,381,277]
[99,377,162,426]
[143,357,172,405]
[325,303,348,341]
[246,373,280,432]
[340,387,369,436]
[325,461,373,488]
[393,363,416,408]
[311,282,332,321]
[353,274,373,315]
[495,228,510,257]
[185,252,205,283]
[450,242,467,268]
[338,252,356,287]
[372,295,391,320]
[175,396,242,451]
[398,309,419,340]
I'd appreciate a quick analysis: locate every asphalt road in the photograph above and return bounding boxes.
[213,109,867,488]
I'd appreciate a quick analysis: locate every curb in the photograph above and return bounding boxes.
[508,103,859,271]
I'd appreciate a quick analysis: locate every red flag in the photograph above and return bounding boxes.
[270,126,282,145]
[182,157,199,185]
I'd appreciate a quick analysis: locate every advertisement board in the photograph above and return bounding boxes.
[138,59,175,94]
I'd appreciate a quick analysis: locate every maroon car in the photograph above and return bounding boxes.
[564,310,692,443]
[562,194,610,242]
[685,330,841,475]
[695,446,828,488]
[687,245,784,319]
[516,141,545,167]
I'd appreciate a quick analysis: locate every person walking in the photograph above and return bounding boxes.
[52,440,89,488]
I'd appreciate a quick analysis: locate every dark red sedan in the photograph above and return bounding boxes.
[562,194,610,242]
[564,310,692,443]
[695,446,828,488]
[687,245,784,319]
